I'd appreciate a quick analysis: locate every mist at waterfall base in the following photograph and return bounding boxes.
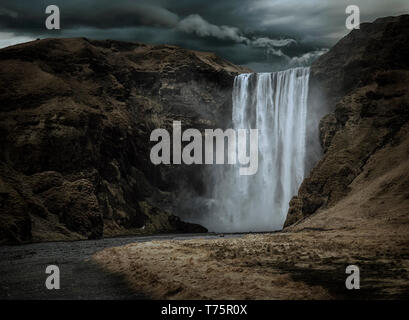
[184,67,324,233]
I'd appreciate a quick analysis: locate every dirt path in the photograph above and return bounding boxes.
[92,229,409,299]
[0,233,233,299]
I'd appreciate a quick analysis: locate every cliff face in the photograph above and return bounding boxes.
[0,38,248,243]
[285,15,409,226]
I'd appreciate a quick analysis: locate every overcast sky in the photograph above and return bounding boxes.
[0,0,408,71]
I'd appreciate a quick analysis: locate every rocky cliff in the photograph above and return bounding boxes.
[285,15,409,226]
[0,38,248,244]
[91,15,409,299]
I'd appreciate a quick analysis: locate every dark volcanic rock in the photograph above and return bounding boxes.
[285,15,409,227]
[0,38,248,244]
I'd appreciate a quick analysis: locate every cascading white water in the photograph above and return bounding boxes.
[204,67,310,232]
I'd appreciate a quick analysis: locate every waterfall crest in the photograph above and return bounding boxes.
[206,67,310,232]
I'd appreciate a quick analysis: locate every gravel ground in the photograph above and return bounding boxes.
[0,233,231,300]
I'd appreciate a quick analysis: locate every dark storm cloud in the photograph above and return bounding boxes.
[1,0,408,71]
[0,1,179,30]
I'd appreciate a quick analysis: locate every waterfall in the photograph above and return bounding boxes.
[204,67,310,232]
